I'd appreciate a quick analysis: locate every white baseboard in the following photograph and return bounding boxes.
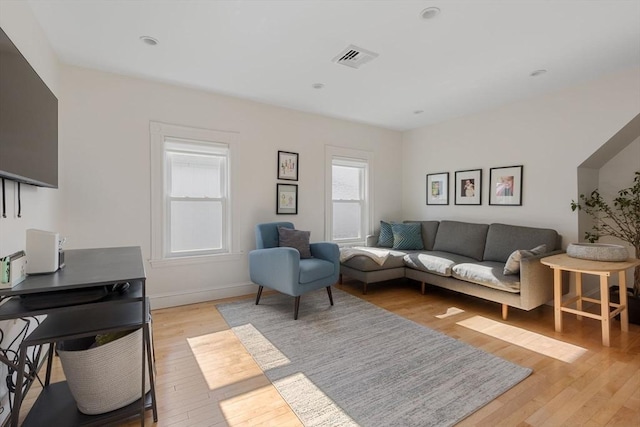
[149,282,257,309]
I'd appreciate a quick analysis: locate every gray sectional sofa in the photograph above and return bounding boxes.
[339,220,568,319]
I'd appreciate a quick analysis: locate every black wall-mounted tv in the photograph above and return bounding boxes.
[0,26,58,188]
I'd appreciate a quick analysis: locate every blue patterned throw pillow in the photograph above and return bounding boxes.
[391,223,424,250]
[377,221,394,247]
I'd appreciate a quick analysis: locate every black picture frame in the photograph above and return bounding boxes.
[277,183,298,214]
[277,151,299,181]
[454,169,482,205]
[489,165,523,206]
[426,172,449,205]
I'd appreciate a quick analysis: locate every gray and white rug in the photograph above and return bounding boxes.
[217,288,531,427]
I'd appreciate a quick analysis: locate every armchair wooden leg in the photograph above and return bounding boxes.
[327,286,334,306]
[502,304,508,320]
[255,286,264,305]
[294,296,301,320]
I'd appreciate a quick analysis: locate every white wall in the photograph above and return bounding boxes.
[402,67,640,249]
[0,1,62,256]
[0,2,61,423]
[58,65,403,308]
[598,137,640,257]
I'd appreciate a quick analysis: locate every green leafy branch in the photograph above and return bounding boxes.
[571,171,640,295]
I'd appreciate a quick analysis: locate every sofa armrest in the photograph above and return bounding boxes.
[366,234,379,247]
[249,247,300,294]
[519,250,566,310]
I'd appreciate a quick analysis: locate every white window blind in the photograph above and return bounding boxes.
[164,138,228,256]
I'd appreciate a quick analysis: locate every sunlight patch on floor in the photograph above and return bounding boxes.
[219,382,293,424]
[231,323,291,370]
[273,372,358,426]
[188,328,281,390]
[435,307,465,318]
[457,316,588,363]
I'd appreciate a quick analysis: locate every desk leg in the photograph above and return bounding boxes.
[619,270,629,332]
[44,343,55,386]
[600,275,610,347]
[554,268,563,333]
[10,345,28,427]
[576,272,583,320]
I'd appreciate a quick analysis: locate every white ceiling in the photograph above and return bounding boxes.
[26,0,640,131]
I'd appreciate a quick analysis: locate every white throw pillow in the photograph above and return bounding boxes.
[503,244,547,275]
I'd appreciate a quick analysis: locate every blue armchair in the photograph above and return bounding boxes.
[249,222,340,319]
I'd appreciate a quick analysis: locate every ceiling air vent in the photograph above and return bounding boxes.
[332,44,379,69]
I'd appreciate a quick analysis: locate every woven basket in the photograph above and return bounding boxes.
[57,328,150,415]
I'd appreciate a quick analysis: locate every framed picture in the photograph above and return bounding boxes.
[455,169,482,205]
[426,172,449,205]
[489,165,523,206]
[278,151,299,181]
[277,183,298,214]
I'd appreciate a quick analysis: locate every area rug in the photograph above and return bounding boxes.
[217,289,531,426]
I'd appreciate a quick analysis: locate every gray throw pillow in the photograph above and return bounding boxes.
[503,244,547,275]
[278,227,312,258]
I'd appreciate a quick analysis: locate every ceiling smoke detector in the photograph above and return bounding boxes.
[420,7,441,19]
[140,36,159,46]
[332,45,379,69]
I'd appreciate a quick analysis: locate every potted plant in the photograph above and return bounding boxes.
[571,170,640,324]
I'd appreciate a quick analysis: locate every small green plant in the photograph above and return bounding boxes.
[571,171,640,296]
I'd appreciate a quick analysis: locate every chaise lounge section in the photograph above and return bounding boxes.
[340,220,568,319]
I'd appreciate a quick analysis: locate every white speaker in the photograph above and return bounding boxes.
[26,229,60,274]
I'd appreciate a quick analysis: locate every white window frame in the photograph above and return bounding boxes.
[325,146,373,245]
[150,122,239,266]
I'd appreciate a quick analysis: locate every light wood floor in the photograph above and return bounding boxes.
[20,278,640,426]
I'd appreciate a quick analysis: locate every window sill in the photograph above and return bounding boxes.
[149,252,244,268]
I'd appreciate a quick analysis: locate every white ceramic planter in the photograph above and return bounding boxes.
[566,243,628,262]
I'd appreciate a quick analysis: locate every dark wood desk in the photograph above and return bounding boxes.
[0,247,157,426]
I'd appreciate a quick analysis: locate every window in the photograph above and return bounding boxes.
[151,122,238,264]
[325,147,373,244]
[165,139,227,256]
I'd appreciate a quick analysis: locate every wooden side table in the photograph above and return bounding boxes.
[541,253,640,346]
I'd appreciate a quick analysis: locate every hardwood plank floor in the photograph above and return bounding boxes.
[19,278,640,426]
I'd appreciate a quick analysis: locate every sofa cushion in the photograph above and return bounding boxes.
[432,221,489,261]
[452,261,521,293]
[483,223,559,263]
[404,220,439,251]
[403,251,478,277]
[278,227,312,258]
[503,244,547,275]
[377,220,394,248]
[341,249,408,272]
[299,258,335,284]
[391,223,424,250]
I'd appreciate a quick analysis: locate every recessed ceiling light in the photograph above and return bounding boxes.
[140,36,159,46]
[530,69,547,77]
[420,7,441,19]
[312,83,325,89]
[413,110,424,115]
